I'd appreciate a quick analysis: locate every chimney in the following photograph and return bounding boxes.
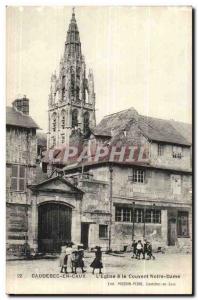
[12,95,29,115]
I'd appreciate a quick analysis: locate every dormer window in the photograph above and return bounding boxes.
[172,146,182,159]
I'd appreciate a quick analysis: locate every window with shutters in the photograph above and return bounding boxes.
[11,165,26,191]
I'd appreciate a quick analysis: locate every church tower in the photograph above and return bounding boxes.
[47,9,96,149]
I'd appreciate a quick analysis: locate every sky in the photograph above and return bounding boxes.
[6,6,192,132]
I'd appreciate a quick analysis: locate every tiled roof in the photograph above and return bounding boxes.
[169,120,192,144]
[93,108,191,146]
[6,106,39,129]
[92,108,138,137]
[138,115,191,146]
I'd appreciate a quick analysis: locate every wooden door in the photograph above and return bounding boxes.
[168,217,177,246]
[38,203,72,253]
[81,223,89,249]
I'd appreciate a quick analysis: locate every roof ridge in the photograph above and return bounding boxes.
[140,114,191,126]
[103,107,135,118]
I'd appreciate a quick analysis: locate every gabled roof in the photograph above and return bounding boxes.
[29,175,84,194]
[6,106,39,129]
[93,108,191,146]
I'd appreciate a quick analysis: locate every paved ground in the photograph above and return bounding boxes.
[6,252,192,294]
[7,251,191,277]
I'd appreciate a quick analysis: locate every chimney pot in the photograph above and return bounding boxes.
[12,96,29,115]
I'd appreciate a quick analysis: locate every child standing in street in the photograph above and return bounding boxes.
[90,246,103,274]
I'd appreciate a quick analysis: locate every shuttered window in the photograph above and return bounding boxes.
[11,165,26,191]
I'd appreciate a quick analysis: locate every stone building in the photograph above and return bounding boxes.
[47,9,96,149]
[6,96,39,255]
[54,107,192,252]
[39,107,192,253]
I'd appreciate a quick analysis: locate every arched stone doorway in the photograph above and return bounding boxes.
[38,202,72,253]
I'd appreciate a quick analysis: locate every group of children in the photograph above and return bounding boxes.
[131,239,155,260]
[59,243,103,274]
[59,239,154,274]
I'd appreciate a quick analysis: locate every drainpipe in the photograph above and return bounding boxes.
[132,201,135,241]
[108,164,113,252]
[143,207,146,238]
[25,129,30,256]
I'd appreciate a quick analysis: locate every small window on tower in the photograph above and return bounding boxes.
[51,137,56,147]
[83,111,90,134]
[61,110,66,129]
[72,109,78,128]
[61,134,65,144]
[76,86,80,100]
[71,72,75,97]
[52,113,57,132]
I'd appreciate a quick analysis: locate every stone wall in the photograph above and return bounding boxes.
[6,203,29,256]
[150,143,191,171]
[6,126,37,255]
[91,165,192,205]
[6,126,37,166]
[77,165,192,251]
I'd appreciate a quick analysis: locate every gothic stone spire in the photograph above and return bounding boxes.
[65,8,81,59]
[47,8,96,149]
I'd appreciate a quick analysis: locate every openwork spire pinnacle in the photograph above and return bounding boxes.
[65,7,81,57]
